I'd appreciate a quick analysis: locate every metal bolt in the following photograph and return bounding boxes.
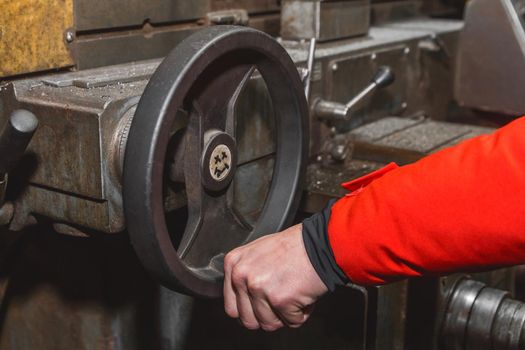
[331,63,338,71]
[404,47,411,55]
[65,31,74,43]
[371,53,377,60]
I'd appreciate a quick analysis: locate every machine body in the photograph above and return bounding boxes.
[1,0,524,349]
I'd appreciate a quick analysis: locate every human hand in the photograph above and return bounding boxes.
[223,223,328,331]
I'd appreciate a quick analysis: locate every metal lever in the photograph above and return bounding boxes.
[304,38,317,102]
[0,110,39,206]
[314,66,395,121]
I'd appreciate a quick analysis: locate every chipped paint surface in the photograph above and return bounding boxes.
[0,0,74,77]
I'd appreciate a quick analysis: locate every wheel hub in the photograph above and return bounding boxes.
[201,129,236,191]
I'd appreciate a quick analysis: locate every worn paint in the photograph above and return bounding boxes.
[0,0,74,78]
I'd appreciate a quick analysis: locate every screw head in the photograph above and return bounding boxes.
[65,31,74,43]
[201,130,237,192]
[209,144,232,181]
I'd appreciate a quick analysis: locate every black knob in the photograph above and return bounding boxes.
[0,110,39,175]
[372,66,395,89]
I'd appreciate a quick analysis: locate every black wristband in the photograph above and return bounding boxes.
[302,200,350,292]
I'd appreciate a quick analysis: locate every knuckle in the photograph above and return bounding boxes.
[268,294,288,309]
[231,266,248,285]
[246,276,265,295]
[224,251,239,268]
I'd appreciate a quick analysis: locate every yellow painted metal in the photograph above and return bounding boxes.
[0,0,74,78]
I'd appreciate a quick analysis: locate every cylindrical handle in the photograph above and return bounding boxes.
[372,66,395,89]
[315,66,396,121]
[0,110,39,175]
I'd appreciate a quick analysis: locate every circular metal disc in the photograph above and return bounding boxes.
[123,26,308,298]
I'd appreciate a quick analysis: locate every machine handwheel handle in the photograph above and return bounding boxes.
[123,26,308,298]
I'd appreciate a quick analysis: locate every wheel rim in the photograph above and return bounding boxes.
[124,26,308,298]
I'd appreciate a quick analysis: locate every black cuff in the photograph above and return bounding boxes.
[302,200,350,292]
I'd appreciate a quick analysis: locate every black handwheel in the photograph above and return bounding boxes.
[123,26,308,298]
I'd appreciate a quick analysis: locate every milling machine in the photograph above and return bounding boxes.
[1,0,525,349]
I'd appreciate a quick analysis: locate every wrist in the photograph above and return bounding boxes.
[301,200,350,292]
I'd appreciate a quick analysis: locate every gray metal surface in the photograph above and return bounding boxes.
[455,0,525,116]
[350,117,493,165]
[281,0,370,41]
[69,0,282,70]
[74,0,280,31]
[440,277,525,350]
[0,56,280,234]
[0,17,465,234]
[302,116,494,213]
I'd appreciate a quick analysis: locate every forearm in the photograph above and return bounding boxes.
[327,117,525,286]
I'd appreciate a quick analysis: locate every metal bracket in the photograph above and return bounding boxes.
[206,9,249,26]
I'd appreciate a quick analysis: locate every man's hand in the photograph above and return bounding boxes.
[223,224,328,331]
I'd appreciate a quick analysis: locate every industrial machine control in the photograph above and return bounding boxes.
[3,0,525,349]
[123,26,308,297]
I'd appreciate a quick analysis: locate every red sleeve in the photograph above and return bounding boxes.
[328,117,525,286]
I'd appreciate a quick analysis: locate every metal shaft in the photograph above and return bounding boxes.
[0,109,38,206]
[314,65,395,121]
[441,278,525,350]
[304,38,317,102]
[0,109,38,176]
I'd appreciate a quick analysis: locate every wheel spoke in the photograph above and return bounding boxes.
[192,63,255,133]
[177,108,250,264]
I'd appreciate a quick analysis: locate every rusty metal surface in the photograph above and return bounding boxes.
[0,223,370,350]
[69,15,280,70]
[1,1,281,76]
[302,159,383,213]
[0,56,281,234]
[1,64,149,232]
[0,227,161,350]
[74,0,280,31]
[70,26,199,70]
[302,117,494,212]
[0,17,466,233]
[0,0,74,78]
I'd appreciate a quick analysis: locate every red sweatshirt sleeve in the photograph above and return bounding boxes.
[328,117,525,286]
